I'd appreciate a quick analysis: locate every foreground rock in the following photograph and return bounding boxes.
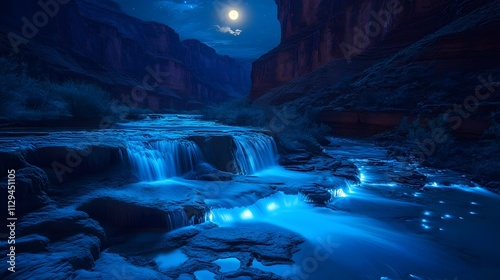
[0,166,51,218]
[1,234,101,280]
[300,184,332,205]
[123,223,305,279]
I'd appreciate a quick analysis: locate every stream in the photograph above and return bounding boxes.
[1,114,499,280]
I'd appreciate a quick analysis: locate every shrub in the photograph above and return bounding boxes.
[50,82,113,121]
[201,98,266,128]
[0,56,118,123]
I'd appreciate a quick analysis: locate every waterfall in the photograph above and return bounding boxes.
[127,140,203,181]
[232,134,278,175]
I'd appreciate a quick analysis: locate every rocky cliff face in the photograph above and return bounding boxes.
[0,0,250,109]
[250,0,498,100]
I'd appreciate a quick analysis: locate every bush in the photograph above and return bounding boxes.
[50,82,113,121]
[271,106,330,154]
[0,56,118,123]
[201,98,266,128]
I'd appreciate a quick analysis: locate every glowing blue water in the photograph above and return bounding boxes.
[193,270,215,280]
[213,258,240,273]
[155,249,188,272]
[93,117,500,279]
[232,133,278,175]
[127,140,203,181]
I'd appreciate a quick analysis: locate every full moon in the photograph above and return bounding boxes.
[228,10,239,20]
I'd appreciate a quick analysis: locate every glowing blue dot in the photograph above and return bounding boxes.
[423,211,431,216]
[266,202,278,211]
[422,219,428,223]
[422,224,430,229]
[240,209,254,220]
[469,211,477,215]
[471,202,478,205]
[439,200,445,204]
[439,228,444,231]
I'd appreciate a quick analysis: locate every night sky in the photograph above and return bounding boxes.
[116,0,281,59]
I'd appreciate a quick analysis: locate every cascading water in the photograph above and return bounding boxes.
[232,133,278,175]
[127,140,203,181]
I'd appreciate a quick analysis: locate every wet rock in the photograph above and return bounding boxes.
[0,166,51,218]
[485,182,500,194]
[162,223,304,279]
[392,171,427,190]
[78,197,207,231]
[223,269,284,280]
[279,152,313,166]
[25,145,125,183]
[1,234,101,280]
[9,234,50,254]
[19,207,106,244]
[74,251,166,280]
[330,161,360,184]
[299,184,332,205]
[188,135,237,173]
[0,151,27,172]
[184,163,234,181]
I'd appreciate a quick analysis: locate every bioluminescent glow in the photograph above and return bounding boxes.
[155,249,188,271]
[209,192,302,225]
[266,202,278,211]
[240,209,254,220]
[360,172,366,183]
[214,258,240,273]
[329,188,348,198]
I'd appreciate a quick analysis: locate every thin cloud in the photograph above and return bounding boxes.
[154,0,200,12]
[215,25,242,36]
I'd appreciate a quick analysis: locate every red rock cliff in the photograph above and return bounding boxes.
[0,0,250,109]
[250,0,493,100]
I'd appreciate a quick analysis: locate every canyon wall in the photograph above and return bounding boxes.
[250,0,498,100]
[0,0,250,109]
